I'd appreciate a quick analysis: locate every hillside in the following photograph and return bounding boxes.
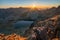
[0,6,60,35]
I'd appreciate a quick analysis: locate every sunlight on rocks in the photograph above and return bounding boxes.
[0,33,27,40]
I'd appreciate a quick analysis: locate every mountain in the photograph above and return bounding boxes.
[0,6,60,35]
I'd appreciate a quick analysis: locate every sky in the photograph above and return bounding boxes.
[0,0,60,8]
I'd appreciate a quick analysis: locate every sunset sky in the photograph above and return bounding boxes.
[0,0,60,8]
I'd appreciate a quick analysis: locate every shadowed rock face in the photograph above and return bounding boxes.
[24,15,60,40]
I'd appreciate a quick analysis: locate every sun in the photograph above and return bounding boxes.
[30,4,37,10]
[32,4,36,8]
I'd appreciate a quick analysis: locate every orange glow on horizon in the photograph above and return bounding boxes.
[0,5,58,9]
[19,5,58,9]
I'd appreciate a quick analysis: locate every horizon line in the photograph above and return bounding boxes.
[0,5,59,9]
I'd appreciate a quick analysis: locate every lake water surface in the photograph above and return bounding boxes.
[13,21,33,35]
